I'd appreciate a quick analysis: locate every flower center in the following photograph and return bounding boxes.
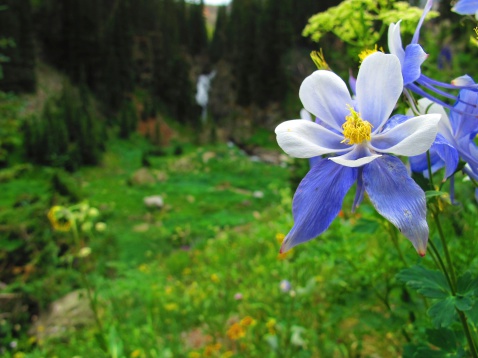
[341,105,372,145]
[358,45,383,63]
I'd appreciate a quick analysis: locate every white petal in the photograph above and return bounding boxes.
[388,21,405,63]
[356,53,403,131]
[370,114,441,156]
[300,108,312,121]
[275,120,349,158]
[299,70,353,132]
[329,145,382,167]
[406,98,454,143]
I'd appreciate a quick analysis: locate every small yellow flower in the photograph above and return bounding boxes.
[138,264,149,273]
[226,322,246,340]
[88,207,99,217]
[240,316,255,327]
[130,349,142,358]
[204,343,222,357]
[211,273,220,283]
[95,222,107,232]
[266,318,277,334]
[275,233,285,244]
[164,303,178,311]
[78,247,92,258]
[47,206,72,232]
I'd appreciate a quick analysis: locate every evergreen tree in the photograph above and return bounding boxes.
[0,0,36,92]
[210,6,228,63]
[187,0,208,56]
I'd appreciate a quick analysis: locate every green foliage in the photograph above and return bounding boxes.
[117,100,138,139]
[0,0,36,92]
[23,83,106,171]
[0,92,23,166]
[303,0,438,48]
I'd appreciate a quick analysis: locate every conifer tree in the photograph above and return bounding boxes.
[210,5,228,63]
[0,0,36,92]
[187,0,208,56]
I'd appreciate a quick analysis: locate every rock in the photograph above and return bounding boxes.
[129,168,156,186]
[143,195,164,209]
[29,289,94,341]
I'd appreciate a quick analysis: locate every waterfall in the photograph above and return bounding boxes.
[195,70,216,122]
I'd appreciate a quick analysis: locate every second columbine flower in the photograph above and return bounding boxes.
[275,52,441,256]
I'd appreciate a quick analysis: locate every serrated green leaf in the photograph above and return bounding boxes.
[397,265,451,299]
[426,328,458,353]
[428,297,457,328]
[465,301,478,326]
[455,295,473,312]
[413,347,450,358]
[457,272,478,296]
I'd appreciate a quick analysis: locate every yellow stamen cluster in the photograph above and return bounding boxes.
[310,49,330,70]
[341,105,373,145]
[358,44,384,63]
[47,206,72,232]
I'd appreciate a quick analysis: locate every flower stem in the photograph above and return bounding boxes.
[424,158,477,356]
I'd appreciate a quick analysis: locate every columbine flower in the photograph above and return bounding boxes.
[388,0,478,111]
[407,98,459,180]
[275,52,440,255]
[452,0,478,18]
[409,77,478,201]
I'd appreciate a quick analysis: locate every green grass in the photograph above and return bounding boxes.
[2,135,478,358]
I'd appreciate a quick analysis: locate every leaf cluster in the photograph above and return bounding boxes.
[303,0,438,48]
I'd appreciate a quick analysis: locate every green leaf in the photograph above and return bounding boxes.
[457,272,478,296]
[428,297,457,328]
[0,238,23,252]
[397,265,451,299]
[413,347,450,358]
[455,295,473,312]
[425,191,448,200]
[465,301,478,326]
[353,218,379,234]
[426,328,458,353]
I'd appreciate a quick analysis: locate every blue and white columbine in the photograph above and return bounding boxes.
[452,0,478,18]
[388,0,478,112]
[275,52,441,256]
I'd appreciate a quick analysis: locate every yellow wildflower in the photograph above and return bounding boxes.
[275,233,285,244]
[240,316,255,327]
[130,349,142,358]
[204,343,222,357]
[226,322,246,340]
[164,303,178,311]
[47,206,72,232]
[266,318,277,334]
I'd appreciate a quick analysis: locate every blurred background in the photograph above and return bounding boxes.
[0,0,477,357]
